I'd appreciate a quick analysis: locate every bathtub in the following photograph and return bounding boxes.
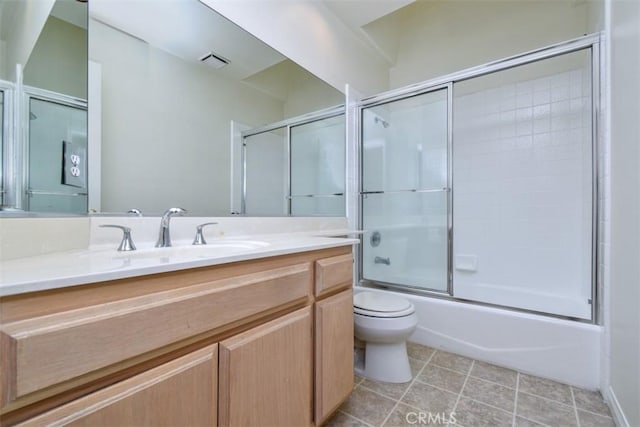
[356,287,602,390]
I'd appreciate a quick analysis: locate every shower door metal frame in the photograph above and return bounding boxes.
[356,33,602,323]
[240,104,346,216]
[20,86,88,212]
[0,80,15,208]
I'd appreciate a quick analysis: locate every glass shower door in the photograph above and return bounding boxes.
[290,114,345,216]
[361,88,449,292]
[0,90,4,206]
[27,97,88,213]
[451,49,594,319]
[243,127,288,216]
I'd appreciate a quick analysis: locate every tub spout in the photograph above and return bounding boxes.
[374,256,391,265]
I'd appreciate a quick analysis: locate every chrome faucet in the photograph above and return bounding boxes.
[155,207,187,248]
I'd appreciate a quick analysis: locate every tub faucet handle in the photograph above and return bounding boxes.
[100,224,137,252]
[192,222,218,245]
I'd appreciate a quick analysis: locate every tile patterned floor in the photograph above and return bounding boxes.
[326,342,615,427]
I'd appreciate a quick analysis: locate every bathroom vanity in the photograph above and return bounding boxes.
[0,236,356,426]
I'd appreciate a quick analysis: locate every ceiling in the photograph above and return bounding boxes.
[89,0,287,82]
[88,0,415,84]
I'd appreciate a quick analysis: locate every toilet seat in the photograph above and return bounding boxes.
[354,292,415,318]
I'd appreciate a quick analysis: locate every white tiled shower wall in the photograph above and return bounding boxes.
[452,60,595,319]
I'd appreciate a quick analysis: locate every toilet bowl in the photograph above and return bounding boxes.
[353,292,418,383]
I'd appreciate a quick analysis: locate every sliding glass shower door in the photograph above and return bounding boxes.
[361,88,449,292]
[243,127,288,216]
[242,109,346,216]
[452,49,594,319]
[27,96,88,213]
[290,114,345,216]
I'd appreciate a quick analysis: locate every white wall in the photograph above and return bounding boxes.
[606,0,640,425]
[89,20,285,215]
[0,0,55,81]
[24,16,87,99]
[387,0,593,90]
[243,59,344,118]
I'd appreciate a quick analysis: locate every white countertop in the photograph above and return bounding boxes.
[0,231,359,297]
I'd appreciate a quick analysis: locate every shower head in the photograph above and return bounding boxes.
[374,116,389,128]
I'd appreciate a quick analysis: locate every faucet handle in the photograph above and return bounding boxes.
[192,222,218,245]
[127,208,142,216]
[100,224,137,251]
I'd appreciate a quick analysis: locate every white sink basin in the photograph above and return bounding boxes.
[113,240,271,261]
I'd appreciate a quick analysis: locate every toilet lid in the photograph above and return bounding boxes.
[353,292,414,317]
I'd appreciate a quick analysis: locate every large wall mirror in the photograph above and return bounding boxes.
[0,0,345,216]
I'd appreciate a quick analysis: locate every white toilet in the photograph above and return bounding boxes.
[353,291,418,383]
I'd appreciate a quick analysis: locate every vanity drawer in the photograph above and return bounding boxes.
[315,253,353,298]
[0,262,312,407]
[14,345,218,427]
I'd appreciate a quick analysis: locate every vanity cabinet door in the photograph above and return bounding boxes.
[218,306,313,427]
[16,345,218,427]
[315,289,354,425]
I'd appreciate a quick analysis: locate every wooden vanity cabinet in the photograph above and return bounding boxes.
[0,246,355,427]
[219,307,313,427]
[315,289,354,425]
[16,345,219,427]
[314,253,355,425]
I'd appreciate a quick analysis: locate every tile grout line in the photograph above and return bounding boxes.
[571,386,581,427]
[512,372,520,427]
[379,350,436,427]
[336,410,375,427]
[452,359,475,414]
[517,414,553,427]
[466,373,518,390]
[575,407,615,419]
[518,389,580,409]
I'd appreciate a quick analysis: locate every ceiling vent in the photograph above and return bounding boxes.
[199,52,230,69]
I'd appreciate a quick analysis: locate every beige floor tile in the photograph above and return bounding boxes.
[360,378,412,400]
[400,381,458,414]
[519,373,573,405]
[470,360,518,388]
[429,350,474,374]
[572,387,612,416]
[409,357,426,377]
[340,386,397,427]
[577,410,616,427]
[325,411,373,427]
[454,397,513,427]
[385,402,458,427]
[514,416,546,426]
[382,403,419,427]
[516,392,578,427]
[406,342,435,362]
[417,364,467,394]
[461,377,516,412]
[344,348,613,427]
